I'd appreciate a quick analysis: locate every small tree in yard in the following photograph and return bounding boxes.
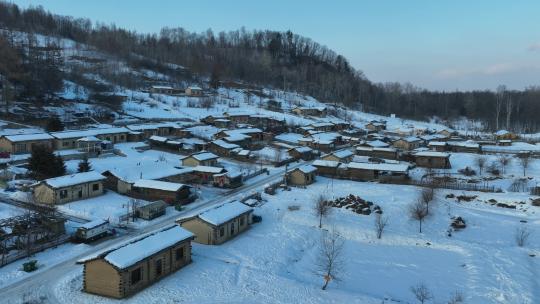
[28,145,66,180]
[410,283,433,304]
[420,187,436,215]
[314,195,331,229]
[409,200,429,233]
[515,226,531,247]
[475,156,486,175]
[518,153,531,177]
[497,155,511,175]
[77,155,92,173]
[374,213,389,239]
[316,229,344,290]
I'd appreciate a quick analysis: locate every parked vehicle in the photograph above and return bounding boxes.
[74,219,110,243]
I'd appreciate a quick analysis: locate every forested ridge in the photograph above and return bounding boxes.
[0,2,540,131]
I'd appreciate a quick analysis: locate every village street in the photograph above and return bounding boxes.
[0,161,305,303]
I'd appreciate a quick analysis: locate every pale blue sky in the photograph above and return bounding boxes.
[11,0,540,91]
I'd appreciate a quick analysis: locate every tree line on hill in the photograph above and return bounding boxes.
[1,2,540,132]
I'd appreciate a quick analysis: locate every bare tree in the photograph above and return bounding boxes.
[314,195,331,228]
[409,200,428,233]
[420,187,436,215]
[447,291,464,304]
[515,226,531,247]
[374,213,389,239]
[315,229,344,290]
[497,155,511,175]
[475,156,486,176]
[410,283,433,304]
[495,85,506,131]
[505,95,513,130]
[518,153,531,177]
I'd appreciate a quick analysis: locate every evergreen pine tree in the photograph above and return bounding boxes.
[28,145,66,180]
[77,155,92,173]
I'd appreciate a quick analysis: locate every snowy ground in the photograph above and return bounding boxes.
[52,178,540,304]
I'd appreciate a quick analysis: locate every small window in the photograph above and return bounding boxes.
[155,259,162,276]
[175,247,184,261]
[60,190,68,199]
[240,216,244,226]
[120,135,125,140]
[62,141,69,147]
[130,267,142,284]
[92,183,99,191]
[219,227,225,237]
[230,222,235,235]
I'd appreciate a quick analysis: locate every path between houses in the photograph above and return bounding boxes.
[0,160,307,303]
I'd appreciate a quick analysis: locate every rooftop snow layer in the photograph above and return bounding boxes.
[50,127,129,139]
[3,133,54,142]
[346,162,409,173]
[42,171,105,188]
[102,225,193,269]
[133,179,187,192]
[198,201,253,226]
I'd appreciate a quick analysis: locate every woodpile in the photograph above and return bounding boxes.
[325,194,381,216]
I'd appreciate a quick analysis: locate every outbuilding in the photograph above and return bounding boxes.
[177,201,253,245]
[78,225,194,299]
[32,171,106,205]
[287,165,317,186]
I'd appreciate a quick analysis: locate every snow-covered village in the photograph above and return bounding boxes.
[0,1,539,304]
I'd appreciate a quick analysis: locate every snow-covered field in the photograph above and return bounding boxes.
[51,178,540,304]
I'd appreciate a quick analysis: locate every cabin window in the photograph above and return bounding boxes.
[62,141,69,147]
[219,226,225,237]
[240,216,245,226]
[120,135,125,140]
[15,144,26,153]
[175,247,184,261]
[60,190,68,199]
[155,259,163,276]
[230,222,235,235]
[130,267,142,284]
[92,183,99,191]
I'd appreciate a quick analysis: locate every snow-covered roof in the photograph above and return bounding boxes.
[3,133,54,142]
[223,128,263,136]
[400,136,421,143]
[77,136,101,142]
[495,130,510,136]
[187,151,219,161]
[79,225,194,270]
[347,162,409,173]
[78,219,108,230]
[152,85,173,90]
[51,127,129,139]
[428,141,447,147]
[133,179,187,192]
[197,201,253,226]
[332,150,354,159]
[224,134,251,142]
[193,166,225,174]
[290,146,313,153]
[149,135,168,143]
[212,139,240,149]
[414,151,450,158]
[366,140,389,148]
[41,171,105,189]
[311,122,334,128]
[275,133,304,145]
[187,85,202,90]
[313,159,341,168]
[448,141,480,148]
[296,164,317,174]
